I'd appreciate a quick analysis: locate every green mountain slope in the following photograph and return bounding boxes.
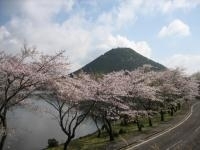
[75,48,166,74]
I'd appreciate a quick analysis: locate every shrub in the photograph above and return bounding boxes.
[48,138,59,148]
[113,131,119,137]
[119,128,127,134]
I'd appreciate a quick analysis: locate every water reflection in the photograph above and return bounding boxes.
[5,97,96,150]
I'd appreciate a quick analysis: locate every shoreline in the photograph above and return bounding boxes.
[46,100,193,150]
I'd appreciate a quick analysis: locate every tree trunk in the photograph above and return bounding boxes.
[93,117,101,138]
[105,118,114,141]
[160,110,164,121]
[135,116,143,131]
[136,121,143,131]
[136,121,140,131]
[0,135,7,150]
[148,116,152,127]
[63,138,72,150]
[177,103,181,110]
[0,115,7,150]
[97,129,101,138]
[170,107,174,116]
[123,117,128,126]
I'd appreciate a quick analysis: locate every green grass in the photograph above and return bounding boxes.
[48,133,110,150]
[47,107,188,150]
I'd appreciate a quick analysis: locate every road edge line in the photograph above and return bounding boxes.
[124,102,200,150]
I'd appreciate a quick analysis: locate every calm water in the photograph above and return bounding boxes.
[5,97,97,150]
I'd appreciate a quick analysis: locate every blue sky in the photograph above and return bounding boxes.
[0,0,200,74]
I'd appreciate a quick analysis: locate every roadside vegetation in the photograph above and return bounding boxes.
[47,102,189,150]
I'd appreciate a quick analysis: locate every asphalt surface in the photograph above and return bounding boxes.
[127,102,200,150]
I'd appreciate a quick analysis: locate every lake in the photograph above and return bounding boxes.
[5,97,97,150]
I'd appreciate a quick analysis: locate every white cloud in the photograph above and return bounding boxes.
[96,0,200,29]
[0,25,21,52]
[0,26,10,41]
[160,0,200,13]
[100,0,200,28]
[136,0,200,14]
[96,0,141,30]
[63,0,75,12]
[163,54,200,74]
[158,19,190,38]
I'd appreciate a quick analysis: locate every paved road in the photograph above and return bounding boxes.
[126,102,200,150]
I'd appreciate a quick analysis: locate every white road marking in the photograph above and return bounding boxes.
[195,126,200,132]
[166,140,183,150]
[120,135,129,145]
[125,102,200,150]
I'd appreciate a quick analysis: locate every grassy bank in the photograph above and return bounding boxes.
[47,103,189,150]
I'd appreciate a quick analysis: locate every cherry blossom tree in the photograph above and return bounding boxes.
[150,68,199,120]
[178,76,199,102]
[0,45,68,149]
[135,83,160,127]
[120,67,159,128]
[42,73,98,150]
[88,71,130,141]
[92,67,159,131]
[191,72,200,97]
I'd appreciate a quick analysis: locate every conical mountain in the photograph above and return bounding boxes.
[74,48,166,74]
